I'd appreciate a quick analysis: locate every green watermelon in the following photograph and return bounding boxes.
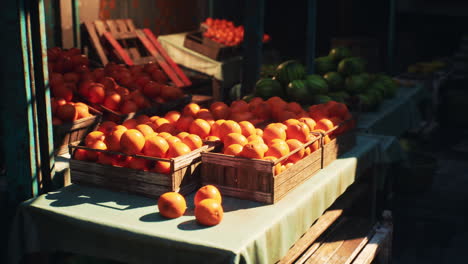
[338,57,366,76]
[329,47,352,62]
[374,74,398,98]
[323,72,344,91]
[328,91,350,103]
[356,94,376,111]
[274,60,306,86]
[242,94,255,102]
[229,84,242,101]
[305,74,328,94]
[314,56,337,75]
[345,74,368,94]
[313,95,332,104]
[254,78,284,100]
[287,80,312,104]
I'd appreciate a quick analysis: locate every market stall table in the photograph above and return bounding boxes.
[9,136,379,264]
[356,84,426,137]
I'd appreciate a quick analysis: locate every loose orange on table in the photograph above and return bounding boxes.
[158,192,187,219]
[194,185,222,207]
[195,198,223,226]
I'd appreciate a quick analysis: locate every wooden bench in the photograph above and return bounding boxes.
[278,183,392,264]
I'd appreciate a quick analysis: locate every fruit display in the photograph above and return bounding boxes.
[51,98,95,125]
[157,185,224,226]
[202,17,270,47]
[47,47,186,118]
[73,113,210,174]
[254,47,399,111]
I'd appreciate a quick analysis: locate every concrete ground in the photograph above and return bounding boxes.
[392,129,468,264]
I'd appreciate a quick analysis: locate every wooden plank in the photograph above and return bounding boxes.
[105,20,119,34]
[143,28,192,86]
[115,19,130,32]
[135,29,185,87]
[93,20,108,36]
[351,227,392,264]
[84,21,108,65]
[278,184,368,264]
[102,32,134,65]
[125,19,136,31]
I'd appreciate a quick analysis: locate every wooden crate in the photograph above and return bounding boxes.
[183,31,240,61]
[321,119,357,168]
[201,135,322,204]
[53,107,102,155]
[69,142,217,198]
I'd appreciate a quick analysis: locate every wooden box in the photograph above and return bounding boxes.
[183,31,240,61]
[321,120,357,168]
[201,136,322,204]
[53,107,102,155]
[69,142,217,198]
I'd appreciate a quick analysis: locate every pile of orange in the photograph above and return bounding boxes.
[158,185,224,226]
[51,99,94,125]
[74,113,206,174]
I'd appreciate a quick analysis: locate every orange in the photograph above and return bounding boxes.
[283,119,300,126]
[262,124,286,145]
[158,192,187,219]
[287,102,303,114]
[73,148,88,161]
[194,185,222,207]
[239,143,265,159]
[176,132,190,140]
[223,144,243,156]
[167,141,191,158]
[298,117,316,131]
[85,131,105,147]
[251,102,271,120]
[285,122,310,143]
[103,92,121,111]
[258,143,269,153]
[265,142,290,159]
[239,121,256,137]
[315,118,335,132]
[276,111,296,122]
[219,120,241,140]
[205,136,221,142]
[52,117,63,126]
[164,111,181,124]
[56,103,77,122]
[149,115,160,122]
[175,115,194,132]
[195,199,223,226]
[274,163,284,175]
[120,129,145,155]
[189,119,211,139]
[105,128,126,152]
[286,139,305,163]
[120,100,138,114]
[158,132,172,139]
[230,100,249,113]
[229,111,254,123]
[183,103,201,117]
[248,97,263,110]
[126,157,148,171]
[327,102,349,119]
[223,133,248,147]
[182,134,203,151]
[166,136,182,146]
[247,134,264,144]
[75,103,90,119]
[255,128,263,137]
[154,118,170,128]
[135,115,151,124]
[156,123,177,134]
[97,121,117,135]
[87,140,107,161]
[154,161,171,174]
[122,119,138,129]
[210,119,225,138]
[304,147,311,156]
[135,124,154,138]
[97,153,118,166]
[268,138,289,148]
[143,135,169,157]
[88,83,106,104]
[196,108,214,120]
[210,102,230,120]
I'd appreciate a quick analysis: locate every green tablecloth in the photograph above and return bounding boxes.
[357,85,426,136]
[9,136,379,264]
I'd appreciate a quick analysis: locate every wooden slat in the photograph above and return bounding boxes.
[135,29,185,87]
[93,20,108,36]
[105,20,119,35]
[351,226,392,264]
[144,28,192,86]
[102,32,134,65]
[115,19,130,32]
[84,21,108,65]
[278,184,369,264]
[125,19,136,31]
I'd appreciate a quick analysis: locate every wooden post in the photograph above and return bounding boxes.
[241,0,264,97]
[306,0,317,74]
[387,0,396,74]
[71,0,81,48]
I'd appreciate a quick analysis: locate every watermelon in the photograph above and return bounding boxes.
[328,91,350,103]
[314,56,337,75]
[356,94,376,111]
[313,95,332,104]
[329,47,352,62]
[242,94,255,102]
[338,57,365,76]
[374,74,398,98]
[254,78,284,99]
[305,74,328,94]
[274,60,306,86]
[323,72,344,91]
[287,80,312,104]
[345,74,368,94]
[229,84,242,101]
